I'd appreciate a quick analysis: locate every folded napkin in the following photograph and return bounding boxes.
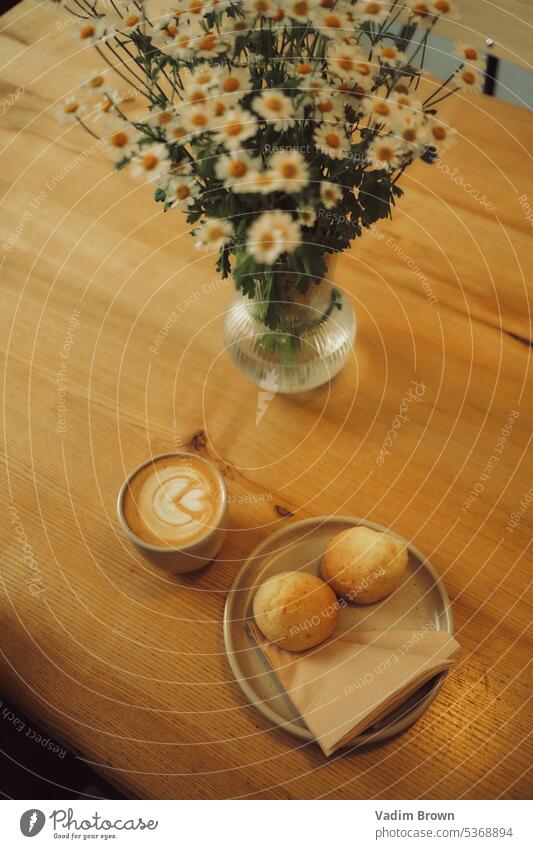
[249,622,459,756]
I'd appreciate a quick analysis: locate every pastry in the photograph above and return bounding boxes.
[321,525,407,603]
[253,571,338,651]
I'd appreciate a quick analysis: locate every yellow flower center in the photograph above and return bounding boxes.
[265,96,283,112]
[412,3,431,16]
[365,3,381,15]
[226,121,244,136]
[434,0,450,12]
[80,25,95,39]
[325,133,341,149]
[378,146,394,162]
[464,47,479,60]
[339,56,354,71]
[143,154,159,170]
[125,15,140,27]
[293,2,309,17]
[281,163,298,178]
[110,130,128,147]
[375,102,390,116]
[230,160,247,177]
[463,70,476,85]
[89,75,104,88]
[64,101,79,114]
[432,126,446,140]
[159,111,173,124]
[192,112,208,126]
[176,185,190,200]
[223,77,240,92]
[382,47,396,59]
[198,34,217,52]
[324,14,342,27]
[297,63,312,75]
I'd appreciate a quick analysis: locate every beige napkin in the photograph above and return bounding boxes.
[249,622,460,756]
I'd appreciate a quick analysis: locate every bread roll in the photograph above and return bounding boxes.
[253,571,338,651]
[321,526,407,603]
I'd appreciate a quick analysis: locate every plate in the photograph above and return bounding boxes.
[224,516,454,749]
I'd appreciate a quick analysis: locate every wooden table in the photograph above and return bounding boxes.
[1,1,532,800]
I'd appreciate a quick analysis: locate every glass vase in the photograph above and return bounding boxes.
[223,253,356,393]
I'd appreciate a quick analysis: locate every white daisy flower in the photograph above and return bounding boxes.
[357,1,390,25]
[426,117,457,151]
[315,92,346,122]
[103,123,138,158]
[393,121,430,154]
[218,67,253,103]
[214,107,258,150]
[269,150,310,192]
[405,1,436,28]
[327,43,369,83]
[74,19,113,45]
[82,72,107,92]
[164,174,198,207]
[247,0,282,17]
[55,96,85,124]
[247,211,301,264]
[452,65,484,94]
[252,90,295,131]
[146,108,176,129]
[318,9,351,37]
[166,119,188,144]
[431,0,459,20]
[391,92,425,124]
[192,30,229,60]
[117,5,143,35]
[291,60,316,79]
[320,181,342,208]
[299,207,317,227]
[166,25,199,60]
[189,65,221,90]
[367,135,407,170]
[378,44,406,67]
[93,90,122,122]
[181,103,213,135]
[152,17,179,48]
[313,123,351,159]
[453,43,485,69]
[196,218,234,253]
[287,0,319,24]
[130,144,171,182]
[362,94,397,128]
[215,151,262,189]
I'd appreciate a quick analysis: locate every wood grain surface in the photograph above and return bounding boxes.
[1,1,532,800]
[440,1,533,70]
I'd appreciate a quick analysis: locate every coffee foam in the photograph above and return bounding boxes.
[123,455,221,548]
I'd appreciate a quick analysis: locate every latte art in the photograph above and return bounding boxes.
[123,455,221,548]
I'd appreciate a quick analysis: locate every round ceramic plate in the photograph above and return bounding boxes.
[224,516,454,749]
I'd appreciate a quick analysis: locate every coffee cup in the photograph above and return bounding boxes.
[117,452,228,573]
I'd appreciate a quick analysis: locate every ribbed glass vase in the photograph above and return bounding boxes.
[223,253,356,394]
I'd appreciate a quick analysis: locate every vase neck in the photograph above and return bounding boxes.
[250,254,337,331]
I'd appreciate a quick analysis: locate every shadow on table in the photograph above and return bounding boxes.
[0,695,126,799]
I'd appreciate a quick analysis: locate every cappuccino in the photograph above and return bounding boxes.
[123,454,222,548]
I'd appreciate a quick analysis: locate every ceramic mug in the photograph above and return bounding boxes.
[117,452,228,574]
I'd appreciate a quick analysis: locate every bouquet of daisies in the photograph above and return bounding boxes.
[53,0,483,326]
